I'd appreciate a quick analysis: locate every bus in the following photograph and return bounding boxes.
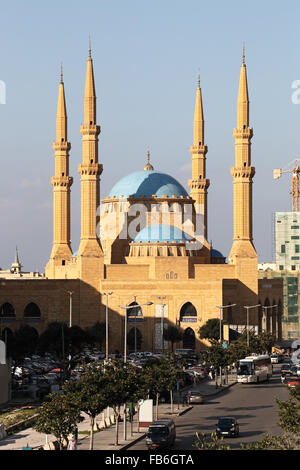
[237,354,272,384]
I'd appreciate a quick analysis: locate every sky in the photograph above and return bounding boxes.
[0,0,300,272]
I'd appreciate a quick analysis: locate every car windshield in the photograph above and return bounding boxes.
[148,426,168,435]
[189,392,201,396]
[218,418,234,426]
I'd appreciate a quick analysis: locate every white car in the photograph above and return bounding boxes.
[271,355,279,364]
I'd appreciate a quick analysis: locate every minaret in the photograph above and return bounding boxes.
[49,66,73,267]
[229,49,257,263]
[77,42,103,259]
[188,72,210,241]
[11,246,22,274]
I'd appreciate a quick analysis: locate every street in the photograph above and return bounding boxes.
[129,365,290,450]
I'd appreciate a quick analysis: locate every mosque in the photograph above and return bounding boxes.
[0,46,283,353]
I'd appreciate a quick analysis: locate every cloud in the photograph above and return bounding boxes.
[0,197,23,209]
[178,162,192,173]
[18,177,43,189]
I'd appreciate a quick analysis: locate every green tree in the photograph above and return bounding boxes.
[163,326,183,352]
[194,432,230,450]
[144,359,173,420]
[38,322,88,379]
[162,355,184,412]
[198,319,221,342]
[34,391,83,450]
[37,322,68,359]
[258,331,275,354]
[63,362,109,450]
[7,325,39,376]
[103,360,147,445]
[85,322,106,350]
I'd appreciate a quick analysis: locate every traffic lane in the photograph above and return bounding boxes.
[129,366,289,450]
[175,366,289,449]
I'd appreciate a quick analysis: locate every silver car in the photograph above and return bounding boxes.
[187,391,204,404]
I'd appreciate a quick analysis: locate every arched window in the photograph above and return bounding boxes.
[127,302,143,318]
[182,328,195,350]
[24,303,41,321]
[180,302,197,320]
[0,303,16,318]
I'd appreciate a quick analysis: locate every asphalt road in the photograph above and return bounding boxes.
[129,365,290,450]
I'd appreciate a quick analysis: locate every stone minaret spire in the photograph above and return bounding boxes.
[78,42,103,257]
[229,49,257,263]
[49,66,73,266]
[188,72,210,241]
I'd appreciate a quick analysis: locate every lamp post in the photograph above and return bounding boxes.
[243,304,261,347]
[67,292,74,376]
[100,291,113,361]
[158,296,166,354]
[68,291,74,328]
[216,304,236,343]
[216,304,236,387]
[119,300,153,363]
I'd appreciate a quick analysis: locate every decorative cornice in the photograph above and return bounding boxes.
[53,141,71,152]
[80,124,101,136]
[231,166,255,179]
[78,163,103,176]
[51,176,73,187]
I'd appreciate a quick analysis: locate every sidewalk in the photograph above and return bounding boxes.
[0,374,237,451]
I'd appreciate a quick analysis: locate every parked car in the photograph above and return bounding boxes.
[281,364,291,375]
[287,376,300,388]
[216,417,240,438]
[146,419,176,450]
[186,391,204,404]
[271,355,279,364]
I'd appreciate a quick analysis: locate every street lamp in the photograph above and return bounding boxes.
[158,296,166,354]
[244,304,261,347]
[119,300,153,363]
[216,304,236,343]
[100,291,113,361]
[68,291,74,328]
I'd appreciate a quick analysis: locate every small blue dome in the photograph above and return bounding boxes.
[134,224,192,243]
[211,249,225,258]
[108,170,188,199]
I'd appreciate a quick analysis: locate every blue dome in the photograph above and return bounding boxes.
[211,249,225,258]
[134,224,192,243]
[108,170,189,199]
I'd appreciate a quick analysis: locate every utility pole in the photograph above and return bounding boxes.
[243,304,261,347]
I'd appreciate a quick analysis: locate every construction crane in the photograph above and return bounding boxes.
[274,160,300,212]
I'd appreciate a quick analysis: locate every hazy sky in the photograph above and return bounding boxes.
[0,0,300,272]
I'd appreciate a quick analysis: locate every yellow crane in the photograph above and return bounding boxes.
[274,160,300,211]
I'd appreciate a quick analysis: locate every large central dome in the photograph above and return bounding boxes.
[108,170,189,199]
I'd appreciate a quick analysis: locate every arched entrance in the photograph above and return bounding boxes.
[127,327,142,352]
[182,328,195,350]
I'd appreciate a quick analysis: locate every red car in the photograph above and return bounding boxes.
[287,376,300,388]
